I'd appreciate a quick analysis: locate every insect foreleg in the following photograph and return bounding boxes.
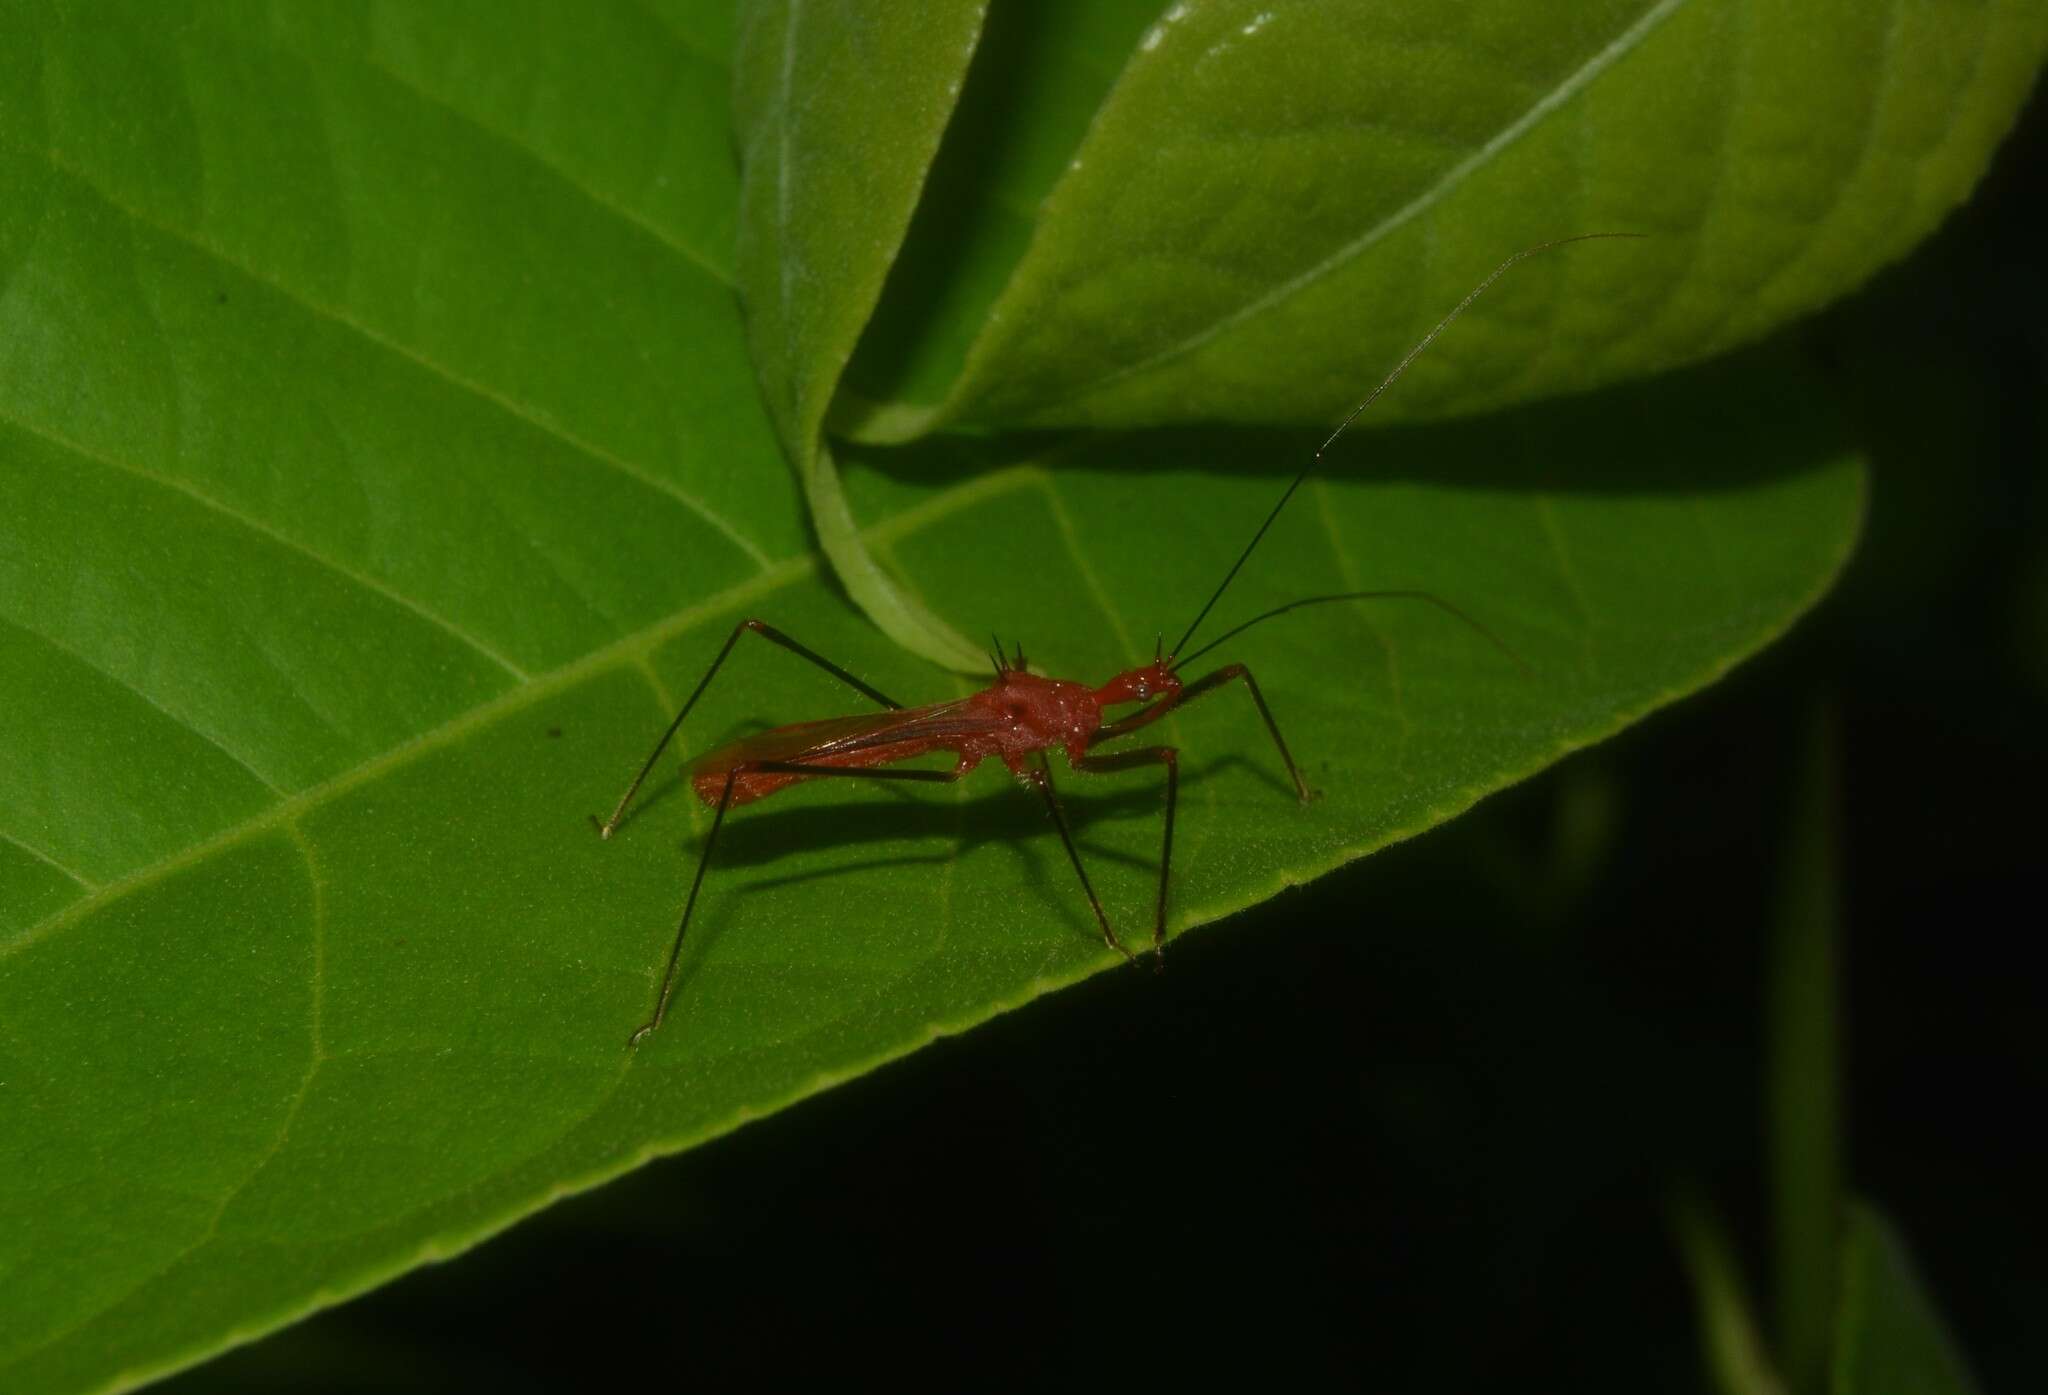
[1071,745,1179,963]
[1093,664,1311,803]
[596,619,904,839]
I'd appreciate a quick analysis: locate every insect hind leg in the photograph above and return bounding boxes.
[632,766,740,1047]
[629,757,969,1047]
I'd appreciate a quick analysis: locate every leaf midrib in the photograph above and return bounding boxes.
[2,464,1059,962]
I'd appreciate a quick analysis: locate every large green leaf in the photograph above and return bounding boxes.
[0,2,1965,1390]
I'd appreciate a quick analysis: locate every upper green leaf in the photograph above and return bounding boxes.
[843,0,2048,436]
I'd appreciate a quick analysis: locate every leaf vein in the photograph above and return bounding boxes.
[6,825,328,1365]
[0,407,533,683]
[2,465,1071,962]
[624,0,735,73]
[20,141,772,573]
[0,826,99,892]
[1,554,810,961]
[1040,479,1136,661]
[1535,494,1597,665]
[1313,480,1412,751]
[1053,0,1693,406]
[0,611,286,800]
[775,0,803,362]
[357,54,732,287]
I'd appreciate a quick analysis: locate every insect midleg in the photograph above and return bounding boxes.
[630,757,967,1048]
[1095,664,1311,803]
[1071,745,1179,962]
[1022,754,1138,967]
[596,618,903,840]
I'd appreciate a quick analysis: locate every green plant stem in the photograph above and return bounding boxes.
[1767,700,1843,1395]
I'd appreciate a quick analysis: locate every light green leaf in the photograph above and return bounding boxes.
[1832,1203,1982,1395]
[1670,1188,1789,1395]
[857,0,2048,434]
[2,3,1866,1391]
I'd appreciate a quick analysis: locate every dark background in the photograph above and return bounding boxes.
[167,83,2044,1395]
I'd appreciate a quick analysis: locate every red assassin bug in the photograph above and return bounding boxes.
[596,235,1627,1047]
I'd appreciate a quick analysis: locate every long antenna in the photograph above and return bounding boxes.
[1173,589,1530,675]
[1167,233,1639,662]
